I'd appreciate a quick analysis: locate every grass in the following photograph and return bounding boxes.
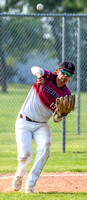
[0,192,87,200]
[0,84,87,174]
[0,150,87,174]
[0,84,87,198]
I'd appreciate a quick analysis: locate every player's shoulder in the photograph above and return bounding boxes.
[44,69,55,79]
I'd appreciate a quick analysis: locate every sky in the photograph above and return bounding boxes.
[0,0,5,7]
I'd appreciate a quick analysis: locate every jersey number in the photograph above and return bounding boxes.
[49,102,56,110]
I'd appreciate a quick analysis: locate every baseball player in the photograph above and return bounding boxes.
[12,61,75,193]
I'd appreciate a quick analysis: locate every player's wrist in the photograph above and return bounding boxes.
[53,113,62,123]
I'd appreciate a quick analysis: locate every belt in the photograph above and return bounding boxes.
[19,114,39,123]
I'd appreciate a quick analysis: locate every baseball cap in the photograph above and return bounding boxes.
[59,61,75,74]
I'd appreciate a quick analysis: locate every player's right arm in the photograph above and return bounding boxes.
[31,66,45,85]
[31,66,44,77]
[31,66,53,85]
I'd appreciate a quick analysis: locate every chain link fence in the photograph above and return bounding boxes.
[0,13,87,153]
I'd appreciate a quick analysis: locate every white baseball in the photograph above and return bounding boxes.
[36,3,44,11]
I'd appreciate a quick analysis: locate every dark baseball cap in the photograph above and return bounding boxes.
[59,61,75,74]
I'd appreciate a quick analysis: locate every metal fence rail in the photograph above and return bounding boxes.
[0,13,87,152]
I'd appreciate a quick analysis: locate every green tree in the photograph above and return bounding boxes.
[1,0,87,92]
[2,17,53,64]
[2,0,87,14]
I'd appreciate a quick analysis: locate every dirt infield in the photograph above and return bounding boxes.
[0,172,87,193]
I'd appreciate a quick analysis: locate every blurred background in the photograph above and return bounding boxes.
[0,1,87,157]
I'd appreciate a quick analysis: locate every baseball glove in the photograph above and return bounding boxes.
[53,95,75,122]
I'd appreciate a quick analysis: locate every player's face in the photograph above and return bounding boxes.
[56,69,72,86]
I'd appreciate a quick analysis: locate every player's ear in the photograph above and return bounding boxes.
[57,69,60,75]
[54,68,60,75]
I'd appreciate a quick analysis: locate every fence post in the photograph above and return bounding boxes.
[0,10,7,92]
[62,16,66,153]
[77,17,81,135]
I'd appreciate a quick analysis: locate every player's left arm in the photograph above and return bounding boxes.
[53,94,75,123]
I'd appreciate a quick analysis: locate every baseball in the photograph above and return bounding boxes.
[36,3,44,11]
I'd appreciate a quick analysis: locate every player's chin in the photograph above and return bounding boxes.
[63,77,69,83]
